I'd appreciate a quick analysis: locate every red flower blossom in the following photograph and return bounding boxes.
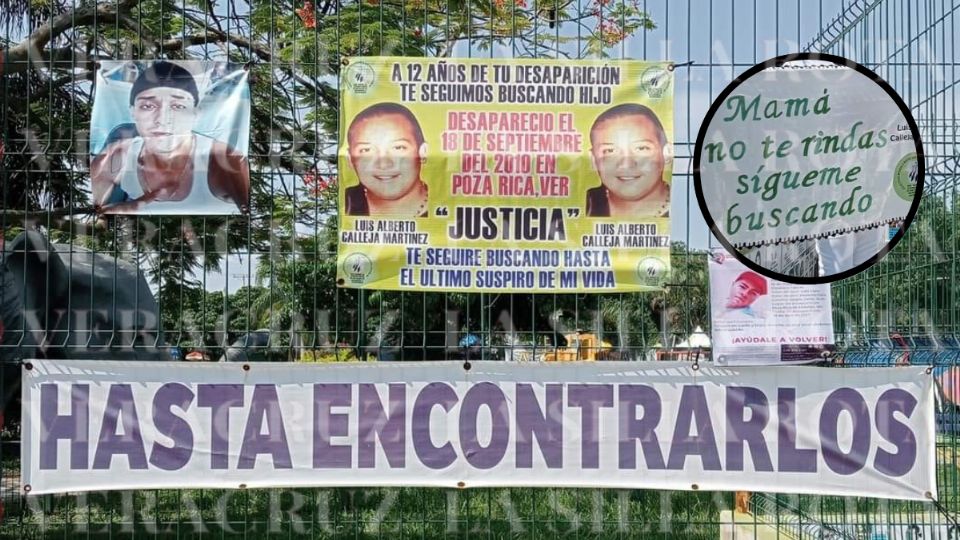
[304,171,337,198]
[598,19,625,45]
[296,2,316,28]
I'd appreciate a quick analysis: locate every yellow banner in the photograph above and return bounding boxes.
[337,57,674,293]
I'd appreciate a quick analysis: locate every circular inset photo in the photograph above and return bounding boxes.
[694,53,924,284]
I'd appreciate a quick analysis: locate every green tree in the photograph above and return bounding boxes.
[2,0,656,355]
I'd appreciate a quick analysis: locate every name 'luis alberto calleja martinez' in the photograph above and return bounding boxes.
[91,62,249,214]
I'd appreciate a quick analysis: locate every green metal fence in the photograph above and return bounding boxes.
[1,0,958,536]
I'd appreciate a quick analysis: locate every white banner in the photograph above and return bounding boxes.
[23,360,934,500]
[699,64,918,248]
[710,249,834,365]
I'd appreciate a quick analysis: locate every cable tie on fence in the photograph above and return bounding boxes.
[667,61,695,72]
[91,205,108,222]
[243,60,254,71]
[928,493,960,530]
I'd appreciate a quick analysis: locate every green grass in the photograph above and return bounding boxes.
[2,445,957,538]
[0,487,727,539]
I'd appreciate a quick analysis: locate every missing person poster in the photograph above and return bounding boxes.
[89,61,251,215]
[336,57,674,293]
[709,249,834,365]
[697,64,919,249]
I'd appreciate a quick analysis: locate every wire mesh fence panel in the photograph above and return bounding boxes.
[1,0,958,537]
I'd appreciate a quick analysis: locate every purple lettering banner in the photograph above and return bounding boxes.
[22,360,935,499]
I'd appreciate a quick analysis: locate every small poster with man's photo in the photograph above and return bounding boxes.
[709,248,835,366]
[89,60,251,215]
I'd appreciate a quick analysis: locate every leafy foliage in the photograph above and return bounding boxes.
[1,0,658,357]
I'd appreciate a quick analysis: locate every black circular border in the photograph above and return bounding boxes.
[692,52,925,285]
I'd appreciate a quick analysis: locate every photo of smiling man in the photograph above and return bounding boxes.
[344,102,430,217]
[585,103,672,218]
[89,61,250,215]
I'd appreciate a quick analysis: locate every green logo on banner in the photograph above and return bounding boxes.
[640,66,670,98]
[343,253,373,284]
[344,62,376,95]
[893,153,919,201]
[637,257,668,286]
